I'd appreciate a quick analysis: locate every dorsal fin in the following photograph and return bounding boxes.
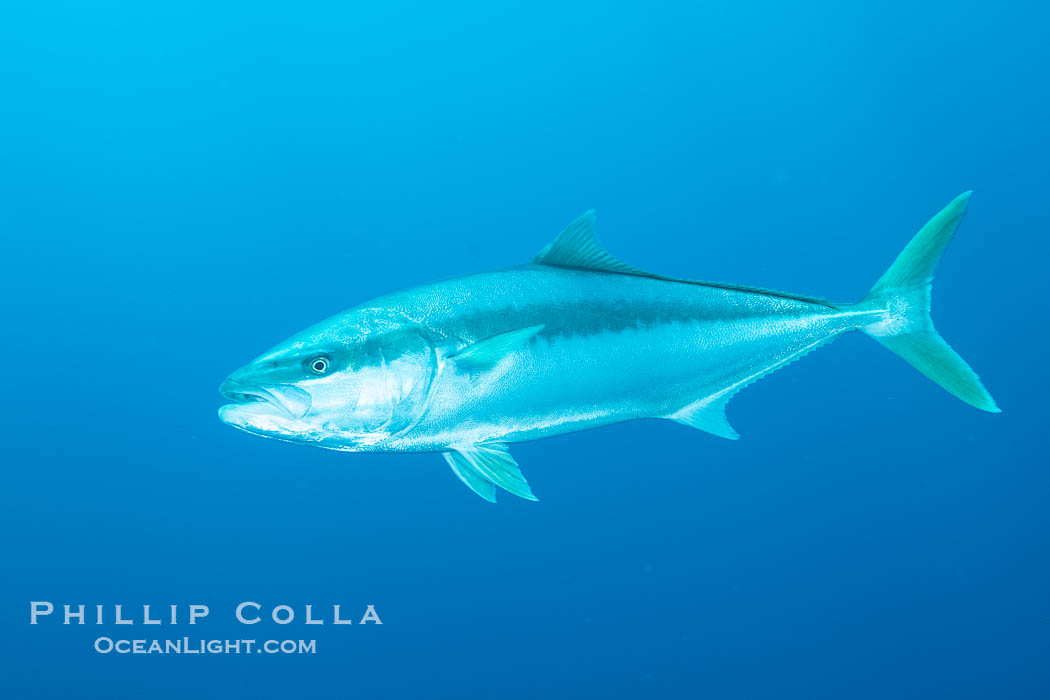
[533,210,830,306]
[533,210,644,275]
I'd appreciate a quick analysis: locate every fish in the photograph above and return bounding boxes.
[218,192,999,502]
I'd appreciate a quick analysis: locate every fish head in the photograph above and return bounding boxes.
[218,310,438,450]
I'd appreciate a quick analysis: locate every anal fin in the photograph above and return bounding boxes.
[667,334,843,441]
[669,394,739,440]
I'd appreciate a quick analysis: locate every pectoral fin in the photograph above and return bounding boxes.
[443,443,538,502]
[447,325,544,372]
[669,394,739,440]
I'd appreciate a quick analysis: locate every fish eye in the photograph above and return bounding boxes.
[307,355,331,375]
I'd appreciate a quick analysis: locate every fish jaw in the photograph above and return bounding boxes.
[218,377,315,441]
[218,378,312,419]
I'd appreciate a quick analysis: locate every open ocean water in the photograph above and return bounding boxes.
[1,2,1047,698]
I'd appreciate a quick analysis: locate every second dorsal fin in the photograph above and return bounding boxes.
[533,210,830,305]
[533,210,643,275]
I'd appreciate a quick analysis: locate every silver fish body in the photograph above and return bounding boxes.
[359,265,866,452]
[219,196,998,501]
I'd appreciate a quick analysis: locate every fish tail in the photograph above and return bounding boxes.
[846,191,1000,412]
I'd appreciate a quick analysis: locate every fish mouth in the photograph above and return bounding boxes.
[219,378,312,420]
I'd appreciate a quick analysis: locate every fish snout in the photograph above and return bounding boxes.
[219,377,312,420]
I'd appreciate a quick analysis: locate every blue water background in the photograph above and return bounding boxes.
[1,2,1047,698]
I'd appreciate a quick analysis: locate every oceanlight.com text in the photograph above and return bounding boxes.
[94,637,317,655]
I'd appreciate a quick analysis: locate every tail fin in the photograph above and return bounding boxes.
[853,191,1000,412]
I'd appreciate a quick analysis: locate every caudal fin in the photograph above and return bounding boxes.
[853,191,1000,412]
